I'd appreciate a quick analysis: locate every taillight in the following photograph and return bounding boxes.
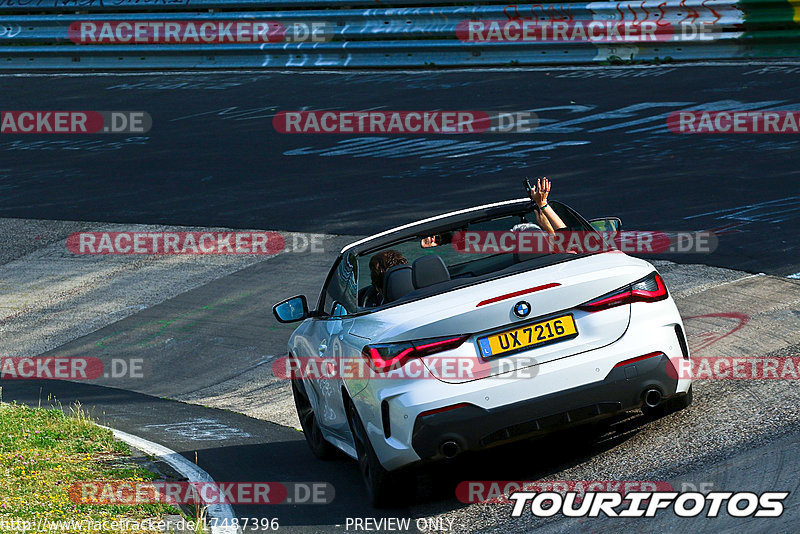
[361,335,469,373]
[631,272,668,301]
[577,272,668,312]
[576,285,631,312]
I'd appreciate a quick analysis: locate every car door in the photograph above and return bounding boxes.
[302,314,345,436]
[304,252,360,440]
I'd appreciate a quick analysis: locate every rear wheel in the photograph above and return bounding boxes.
[292,379,336,460]
[347,402,411,507]
[671,385,693,411]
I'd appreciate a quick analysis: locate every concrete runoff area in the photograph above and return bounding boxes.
[1,217,800,530]
[0,217,356,425]
[0,217,341,360]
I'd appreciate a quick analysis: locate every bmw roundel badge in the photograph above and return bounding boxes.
[513,301,531,318]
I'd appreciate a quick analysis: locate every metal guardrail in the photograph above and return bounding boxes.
[0,0,799,68]
[0,0,789,11]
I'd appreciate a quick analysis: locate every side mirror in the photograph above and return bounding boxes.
[273,295,309,323]
[330,301,348,317]
[589,217,622,233]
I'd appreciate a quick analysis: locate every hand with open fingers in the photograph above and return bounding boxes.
[532,177,551,208]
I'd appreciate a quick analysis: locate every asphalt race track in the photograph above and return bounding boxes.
[2,63,800,534]
[0,380,374,533]
[0,64,799,276]
[3,379,798,534]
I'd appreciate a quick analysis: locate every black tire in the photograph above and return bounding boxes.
[346,401,411,507]
[292,379,336,460]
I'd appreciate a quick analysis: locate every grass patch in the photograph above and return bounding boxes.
[0,399,199,533]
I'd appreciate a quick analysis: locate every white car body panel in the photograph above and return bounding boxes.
[284,200,692,474]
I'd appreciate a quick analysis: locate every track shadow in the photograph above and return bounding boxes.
[403,413,651,506]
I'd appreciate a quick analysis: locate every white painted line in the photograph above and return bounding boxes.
[736,272,765,281]
[100,425,240,534]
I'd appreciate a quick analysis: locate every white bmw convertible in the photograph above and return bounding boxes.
[273,198,693,506]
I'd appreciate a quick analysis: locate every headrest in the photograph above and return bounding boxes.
[510,222,544,232]
[412,255,451,289]
[382,264,414,302]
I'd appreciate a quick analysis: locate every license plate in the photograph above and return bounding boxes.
[477,314,578,358]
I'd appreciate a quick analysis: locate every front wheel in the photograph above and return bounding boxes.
[292,379,336,460]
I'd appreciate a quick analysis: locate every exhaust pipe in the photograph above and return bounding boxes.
[440,441,461,459]
[644,388,662,408]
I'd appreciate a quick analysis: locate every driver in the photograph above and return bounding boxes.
[358,249,408,308]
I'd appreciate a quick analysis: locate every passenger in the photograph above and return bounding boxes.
[529,177,567,234]
[530,177,582,254]
[419,177,568,256]
[359,249,408,307]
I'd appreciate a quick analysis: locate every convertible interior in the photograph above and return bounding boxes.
[354,201,594,311]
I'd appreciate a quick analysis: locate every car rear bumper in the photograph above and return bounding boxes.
[411,352,680,461]
[351,301,690,471]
